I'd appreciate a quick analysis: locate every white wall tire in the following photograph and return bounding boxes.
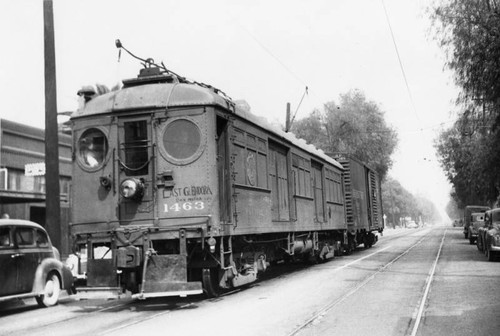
[36,273,61,307]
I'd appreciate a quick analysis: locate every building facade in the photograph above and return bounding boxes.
[0,118,72,255]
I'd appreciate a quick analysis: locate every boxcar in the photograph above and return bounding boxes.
[332,155,383,252]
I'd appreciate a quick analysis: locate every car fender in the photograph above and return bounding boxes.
[32,258,74,294]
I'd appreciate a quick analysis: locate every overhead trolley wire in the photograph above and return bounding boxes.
[239,24,308,88]
[237,22,312,128]
[381,0,421,126]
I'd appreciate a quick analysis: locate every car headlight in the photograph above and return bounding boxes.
[119,178,145,200]
[65,254,77,271]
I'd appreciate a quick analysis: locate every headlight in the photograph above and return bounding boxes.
[120,178,145,200]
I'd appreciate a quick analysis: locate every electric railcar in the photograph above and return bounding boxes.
[69,53,383,299]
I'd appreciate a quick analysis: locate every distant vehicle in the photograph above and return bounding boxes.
[477,213,488,252]
[65,251,87,285]
[0,219,74,307]
[65,245,110,285]
[477,209,500,261]
[463,205,490,239]
[407,221,418,229]
[468,212,485,245]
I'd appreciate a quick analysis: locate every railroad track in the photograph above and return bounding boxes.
[4,227,440,336]
[287,227,446,336]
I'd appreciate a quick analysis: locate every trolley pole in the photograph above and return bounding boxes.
[285,102,291,132]
[43,0,61,250]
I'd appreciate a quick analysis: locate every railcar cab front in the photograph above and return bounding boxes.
[70,63,233,299]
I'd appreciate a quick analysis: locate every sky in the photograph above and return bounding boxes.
[0,0,458,219]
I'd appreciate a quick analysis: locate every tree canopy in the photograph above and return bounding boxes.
[445,196,461,220]
[430,0,500,207]
[291,90,398,180]
[382,177,441,227]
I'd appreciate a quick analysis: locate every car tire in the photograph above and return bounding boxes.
[36,273,61,307]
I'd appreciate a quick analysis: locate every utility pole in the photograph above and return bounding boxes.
[43,0,61,250]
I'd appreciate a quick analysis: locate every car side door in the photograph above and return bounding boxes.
[13,226,39,294]
[0,226,18,296]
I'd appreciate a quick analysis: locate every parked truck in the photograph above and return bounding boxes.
[463,205,490,240]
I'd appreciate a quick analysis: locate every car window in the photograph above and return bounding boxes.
[35,229,49,247]
[0,227,11,247]
[15,227,34,247]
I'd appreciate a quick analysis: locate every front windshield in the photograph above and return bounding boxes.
[491,211,500,223]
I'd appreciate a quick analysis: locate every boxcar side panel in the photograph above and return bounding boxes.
[347,159,369,231]
[229,115,346,235]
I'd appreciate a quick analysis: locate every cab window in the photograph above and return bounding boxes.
[122,120,149,176]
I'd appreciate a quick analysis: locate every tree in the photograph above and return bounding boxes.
[430,0,500,109]
[382,177,441,227]
[445,195,462,220]
[291,90,398,180]
[436,123,499,206]
[382,177,409,228]
[415,194,442,224]
[430,0,500,206]
[291,109,327,147]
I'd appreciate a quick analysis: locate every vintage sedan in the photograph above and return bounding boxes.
[477,211,489,252]
[0,219,74,307]
[477,209,500,261]
[468,212,485,245]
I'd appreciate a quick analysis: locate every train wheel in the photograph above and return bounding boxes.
[336,246,343,257]
[202,268,220,298]
[486,248,496,262]
[364,233,374,248]
[304,252,320,265]
[343,244,353,255]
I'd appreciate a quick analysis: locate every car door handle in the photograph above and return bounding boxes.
[11,253,24,258]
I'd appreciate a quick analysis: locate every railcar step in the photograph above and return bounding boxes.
[75,287,126,300]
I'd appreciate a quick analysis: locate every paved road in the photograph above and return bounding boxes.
[1,226,499,336]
